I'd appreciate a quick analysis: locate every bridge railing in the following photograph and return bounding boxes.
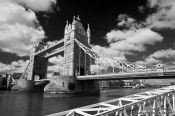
[77,69,175,80]
[48,85,175,116]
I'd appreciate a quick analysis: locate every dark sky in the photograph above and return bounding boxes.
[40,0,147,44]
[0,0,175,66]
[0,0,147,63]
[38,0,175,64]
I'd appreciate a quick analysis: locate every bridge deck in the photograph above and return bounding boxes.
[77,69,175,80]
[47,85,175,116]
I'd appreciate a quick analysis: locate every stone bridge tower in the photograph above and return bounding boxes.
[26,41,48,81]
[64,16,91,76]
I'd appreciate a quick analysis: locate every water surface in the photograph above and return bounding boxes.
[0,88,151,116]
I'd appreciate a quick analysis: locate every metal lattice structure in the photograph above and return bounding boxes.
[75,39,164,73]
[47,85,175,116]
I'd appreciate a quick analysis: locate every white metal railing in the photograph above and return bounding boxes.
[48,85,175,116]
[77,69,175,80]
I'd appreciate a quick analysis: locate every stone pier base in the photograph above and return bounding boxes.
[44,76,100,97]
[12,79,34,91]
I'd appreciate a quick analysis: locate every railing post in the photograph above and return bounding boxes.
[152,99,156,116]
[119,110,123,116]
[163,96,167,116]
[138,104,142,116]
[113,65,115,74]
[173,93,175,111]
[130,105,134,116]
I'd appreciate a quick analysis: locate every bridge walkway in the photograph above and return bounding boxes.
[47,85,175,116]
[77,69,175,80]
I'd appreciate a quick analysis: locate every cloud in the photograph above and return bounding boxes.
[147,0,175,29]
[0,62,15,73]
[117,14,136,28]
[0,60,29,73]
[15,0,57,12]
[0,1,37,27]
[107,28,163,53]
[91,14,163,64]
[0,0,56,56]
[91,45,126,61]
[0,24,44,56]
[0,55,64,74]
[136,49,175,65]
[48,55,64,74]
[48,55,64,65]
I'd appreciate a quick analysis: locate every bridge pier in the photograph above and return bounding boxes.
[44,76,99,97]
[12,79,34,91]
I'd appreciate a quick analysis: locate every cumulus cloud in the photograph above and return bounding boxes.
[117,14,137,29]
[147,0,175,29]
[15,0,56,12]
[99,0,175,61]
[0,55,64,74]
[107,28,163,53]
[0,1,37,27]
[0,24,44,56]
[48,55,64,74]
[0,62,15,73]
[91,45,126,61]
[136,49,175,65]
[0,0,56,56]
[92,13,163,62]
[0,60,29,73]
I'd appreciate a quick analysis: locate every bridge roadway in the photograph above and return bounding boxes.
[77,69,175,80]
[47,85,175,116]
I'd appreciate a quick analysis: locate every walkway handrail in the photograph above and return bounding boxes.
[47,85,175,116]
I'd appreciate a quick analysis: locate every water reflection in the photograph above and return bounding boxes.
[0,88,150,116]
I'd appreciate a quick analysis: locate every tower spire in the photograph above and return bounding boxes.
[73,16,76,23]
[65,20,68,28]
[77,15,80,21]
[87,24,91,44]
[64,20,69,34]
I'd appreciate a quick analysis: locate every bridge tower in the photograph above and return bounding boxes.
[29,41,48,81]
[64,16,91,76]
[12,41,48,91]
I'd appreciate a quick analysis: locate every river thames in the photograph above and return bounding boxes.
[0,88,152,116]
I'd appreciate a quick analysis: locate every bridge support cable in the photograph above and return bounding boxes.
[74,39,139,73]
[75,39,168,74]
[20,59,33,79]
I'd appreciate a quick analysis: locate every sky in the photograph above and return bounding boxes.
[0,0,175,73]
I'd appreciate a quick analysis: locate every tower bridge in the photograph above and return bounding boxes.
[12,16,175,115]
[12,15,174,82]
[15,16,175,90]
